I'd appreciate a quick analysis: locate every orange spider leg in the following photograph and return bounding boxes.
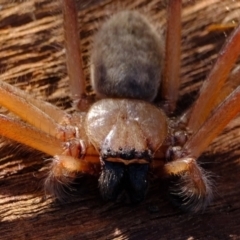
[0,80,66,137]
[0,114,62,156]
[0,111,99,199]
[161,85,240,212]
[0,80,67,122]
[62,0,92,110]
[0,112,99,199]
[183,86,240,159]
[210,65,240,110]
[187,24,240,134]
[0,114,99,171]
[0,78,101,174]
[161,0,182,114]
[162,75,240,210]
[157,24,240,210]
[180,63,240,123]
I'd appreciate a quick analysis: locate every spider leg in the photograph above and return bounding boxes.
[162,157,213,212]
[0,78,101,172]
[0,80,68,136]
[0,113,63,156]
[0,79,89,144]
[0,113,98,165]
[163,85,240,211]
[159,22,240,209]
[61,0,92,111]
[160,0,182,115]
[180,63,240,124]
[186,24,240,134]
[182,86,240,159]
[0,112,99,199]
[212,66,240,109]
[0,79,100,197]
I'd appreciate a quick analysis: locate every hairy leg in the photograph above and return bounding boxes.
[162,157,213,212]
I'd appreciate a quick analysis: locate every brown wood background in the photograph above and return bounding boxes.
[0,0,240,239]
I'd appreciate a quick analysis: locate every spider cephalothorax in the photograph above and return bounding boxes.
[86,98,167,202]
[1,0,240,212]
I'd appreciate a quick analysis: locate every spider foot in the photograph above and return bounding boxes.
[164,158,213,212]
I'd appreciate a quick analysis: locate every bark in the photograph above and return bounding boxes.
[0,0,240,239]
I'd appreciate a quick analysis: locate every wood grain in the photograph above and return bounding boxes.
[0,0,240,239]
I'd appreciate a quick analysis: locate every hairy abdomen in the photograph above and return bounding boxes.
[91,11,164,102]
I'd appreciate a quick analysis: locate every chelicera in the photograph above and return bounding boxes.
[0,0,240,212]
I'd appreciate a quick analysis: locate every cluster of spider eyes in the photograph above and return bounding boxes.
[101,147,152,160]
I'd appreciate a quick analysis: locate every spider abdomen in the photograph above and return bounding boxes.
[91,11,164,102]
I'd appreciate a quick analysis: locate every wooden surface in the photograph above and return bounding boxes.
[0,0,240,239]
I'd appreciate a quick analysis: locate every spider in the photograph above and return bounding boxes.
[0,0,240,213]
